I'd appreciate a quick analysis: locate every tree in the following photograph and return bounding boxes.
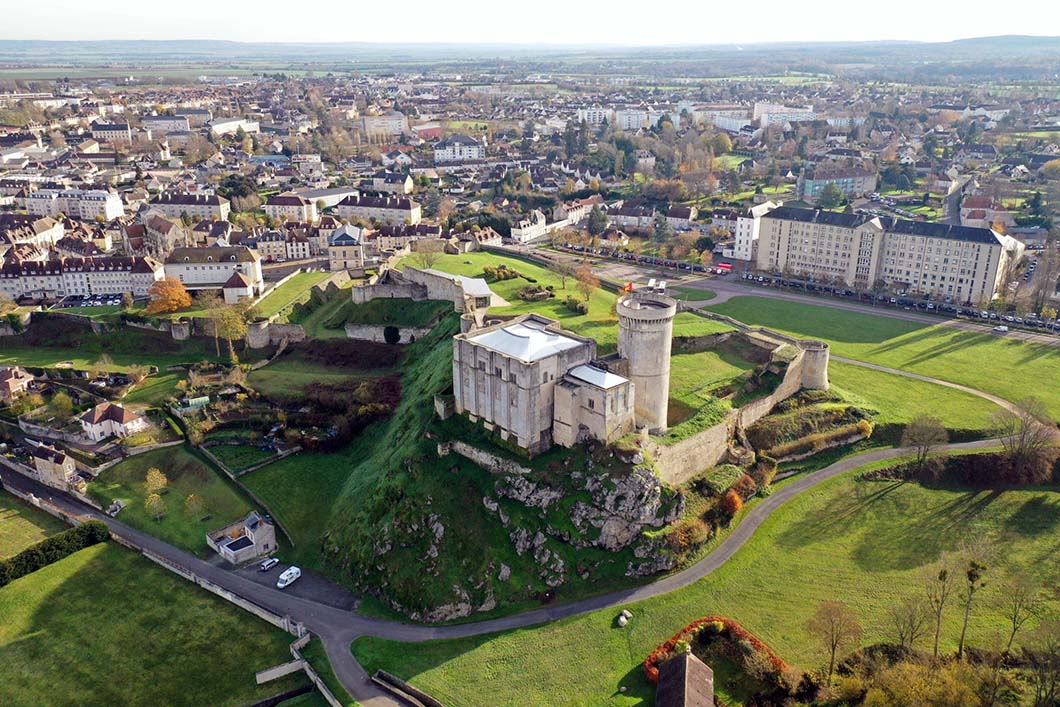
[1023,620,1060,707]
[184,493,205,518]
[214,306,249,364]
[586,205,608,236]
[89,354,113,381]
[127,364,149,385]
[651,211,674,243]
[410,240,444,270]
[957,558,988,661]
[194,291,223,356]
[146,277,192,314]
[889,596,928,650]
[575,262,599,302]
[144,493,166,520]
[120,292,134,311]
[700,250,713,269]
[924,560,955,658]
[817,182,844,209]
[901,415,948,474]
[806,599,861,680]
[49,391,73,418]
[991,396,1056,482]
[720,489,742,517]
[1001,573,1041,653]
[144,467,168,494]
[549,260,575,290]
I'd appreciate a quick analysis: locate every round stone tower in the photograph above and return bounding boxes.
[617,290,678,434]
[800,340,830,391]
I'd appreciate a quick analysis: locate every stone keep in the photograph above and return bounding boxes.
[617,290,677,434]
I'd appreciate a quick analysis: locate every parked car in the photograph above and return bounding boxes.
[259,558,279,572]
[993,325,1009,332]
[276,566,301,589]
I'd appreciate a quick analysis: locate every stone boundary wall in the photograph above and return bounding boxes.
[438,440,533,476]
[288,637,345,707]
[344,323,433,344]
[255,660,306,685]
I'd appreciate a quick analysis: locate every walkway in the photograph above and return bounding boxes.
[0,437,1007,706]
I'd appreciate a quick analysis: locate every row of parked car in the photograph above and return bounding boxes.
[738,273,1060,333]
[559,243,710,273]
[57,293,124,308]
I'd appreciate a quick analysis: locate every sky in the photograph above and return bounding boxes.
[2,0,1057,45]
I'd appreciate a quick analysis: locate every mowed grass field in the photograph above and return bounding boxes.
[708,296,1060,418]
[352,459,1060,706]
[0,491,67,559]
[247,357,378,399]
[0,543,306,706]
[419,252,731,352]
[87,446,254,554]
[254,271,332,319]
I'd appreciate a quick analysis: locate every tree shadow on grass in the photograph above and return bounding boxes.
[774,480,905,553]
[1003,494,1060,537]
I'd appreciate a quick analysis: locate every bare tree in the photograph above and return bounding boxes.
[575,261,600,302]
[957,558,988,661]
[1001,573,1042,653]
[991,397,1056,482]
[925,559,956,658]
[1023,620,1060,707]
[901,415,949,474]
[549,260,576,290]
[410,240,444,270]
[888,596,928,650]
[806,599,861,680]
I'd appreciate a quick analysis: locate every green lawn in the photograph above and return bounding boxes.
[209,444,275,472]
[829,361,998,431]
[51,304,123,320]
[87,446,254,554]
[254,272,332,319]
[0,490,67,560]
[667,285,717,302]
[292,291,355,340]
[352,457,1060,706]
[414,253,733,353]
[123,372,186,407]
[248,358,377,399]
[707,296,1060,419]
[0,542,306,706]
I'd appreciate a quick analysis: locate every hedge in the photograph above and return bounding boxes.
[0,520,110,588]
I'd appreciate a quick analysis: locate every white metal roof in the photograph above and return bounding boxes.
[422,269,494,297]
[567,364,628,390]
[469,319,584,362]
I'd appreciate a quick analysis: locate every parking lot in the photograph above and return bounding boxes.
[53,293,127,309]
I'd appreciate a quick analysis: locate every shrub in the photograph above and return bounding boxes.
[732,474,757,500]
[721,489,743,517]
[563,296,588,314]
[692,464,744,496]
[750,456,778,488]
[0,520,109,588]
[664,518,712,554]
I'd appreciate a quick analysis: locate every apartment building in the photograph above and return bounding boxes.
[575,106,615,125]
[725,201,782,261]
[752,102,816,126]
[434,134,486,163]
[163,246,264,294]
[0,214,64,249]
[797,168,878,203]
[25,189,124,221]
[149,193,231,221]
[0,255,164,300]
[336,194,421,226]
[141,115,190,133]
[209,118,260,137]
[264,194,317,223]
[362,111,409,137]
[90,122,132,142]
[755,207,1022,302]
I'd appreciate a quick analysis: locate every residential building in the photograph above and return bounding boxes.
[576,106,615,125]
[173,108,213,126]
[725,201,782,261]
[369,171,414,194]
[362,111,409,137]
[434,134,487,163]
[142,214,189,256]
[655,652,714,707]
[264,194,317,223]
[666,206,698,231]
[206,512,277,564]
[336,195,421,226]
[26,189,124,221]
[79,402,148,442]
[0,214,64,249]
[328,224,366,271]
[31,442,77,490]
[0,256,164,300]
[796,168,878,203]
[610,205,655,230]
[90,122,132,143]
[163,246,264,298]
[756,206,1022,302]
[149,193,231,221]
[753,102,816,126]
[0,366,34,403]
[510,209,550,243]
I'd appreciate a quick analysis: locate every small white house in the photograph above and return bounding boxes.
[79,402,147,442]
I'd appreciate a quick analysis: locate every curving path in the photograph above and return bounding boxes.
[1,436,1007,706]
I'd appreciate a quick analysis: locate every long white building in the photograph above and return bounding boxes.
[25,189,124,221]
[0,256,164,300]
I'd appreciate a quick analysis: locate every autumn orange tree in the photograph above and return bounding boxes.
[145,277,192,314]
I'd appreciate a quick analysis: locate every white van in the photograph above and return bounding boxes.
[276,566,301,589]
[993,325,1009,333]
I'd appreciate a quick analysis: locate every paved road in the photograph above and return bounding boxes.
[0,437,1009,705]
